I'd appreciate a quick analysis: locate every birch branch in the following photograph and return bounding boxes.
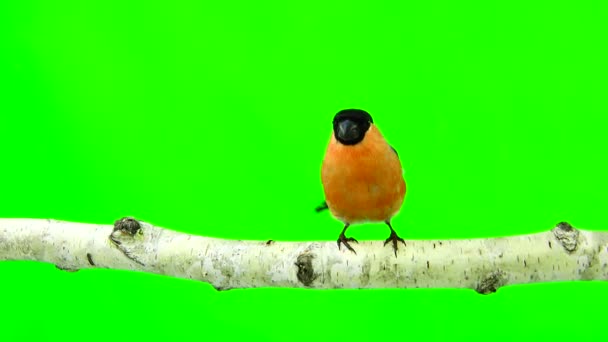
[1,218,607,293]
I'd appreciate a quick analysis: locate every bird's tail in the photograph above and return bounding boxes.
[315,201,329,212]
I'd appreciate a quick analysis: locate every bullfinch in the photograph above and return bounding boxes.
[320,109,406,256]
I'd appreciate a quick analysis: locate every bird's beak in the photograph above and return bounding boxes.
[337,119,359,142]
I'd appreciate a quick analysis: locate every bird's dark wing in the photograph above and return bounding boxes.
[315,201,329,212]
[390,145,399,158]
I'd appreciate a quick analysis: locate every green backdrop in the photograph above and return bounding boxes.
[2,1,607,341]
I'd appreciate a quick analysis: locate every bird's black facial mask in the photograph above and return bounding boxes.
[332,109,373,145]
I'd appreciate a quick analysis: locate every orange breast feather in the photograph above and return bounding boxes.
[321,125,406,224]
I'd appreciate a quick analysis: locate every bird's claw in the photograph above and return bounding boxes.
[337,235,358,254]
[384,231,406,257]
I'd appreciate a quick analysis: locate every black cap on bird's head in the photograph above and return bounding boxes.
[333,109,373,145]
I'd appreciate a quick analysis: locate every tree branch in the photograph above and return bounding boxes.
[1,218,606,292]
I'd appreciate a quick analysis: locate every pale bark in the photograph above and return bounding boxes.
[0,218,606,293]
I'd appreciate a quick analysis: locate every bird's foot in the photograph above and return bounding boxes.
[337,233,358,254]
[384,230,406,257]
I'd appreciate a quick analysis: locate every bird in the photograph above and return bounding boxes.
[320,109,406,256]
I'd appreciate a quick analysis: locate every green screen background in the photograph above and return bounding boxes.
[2,1,607,341]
